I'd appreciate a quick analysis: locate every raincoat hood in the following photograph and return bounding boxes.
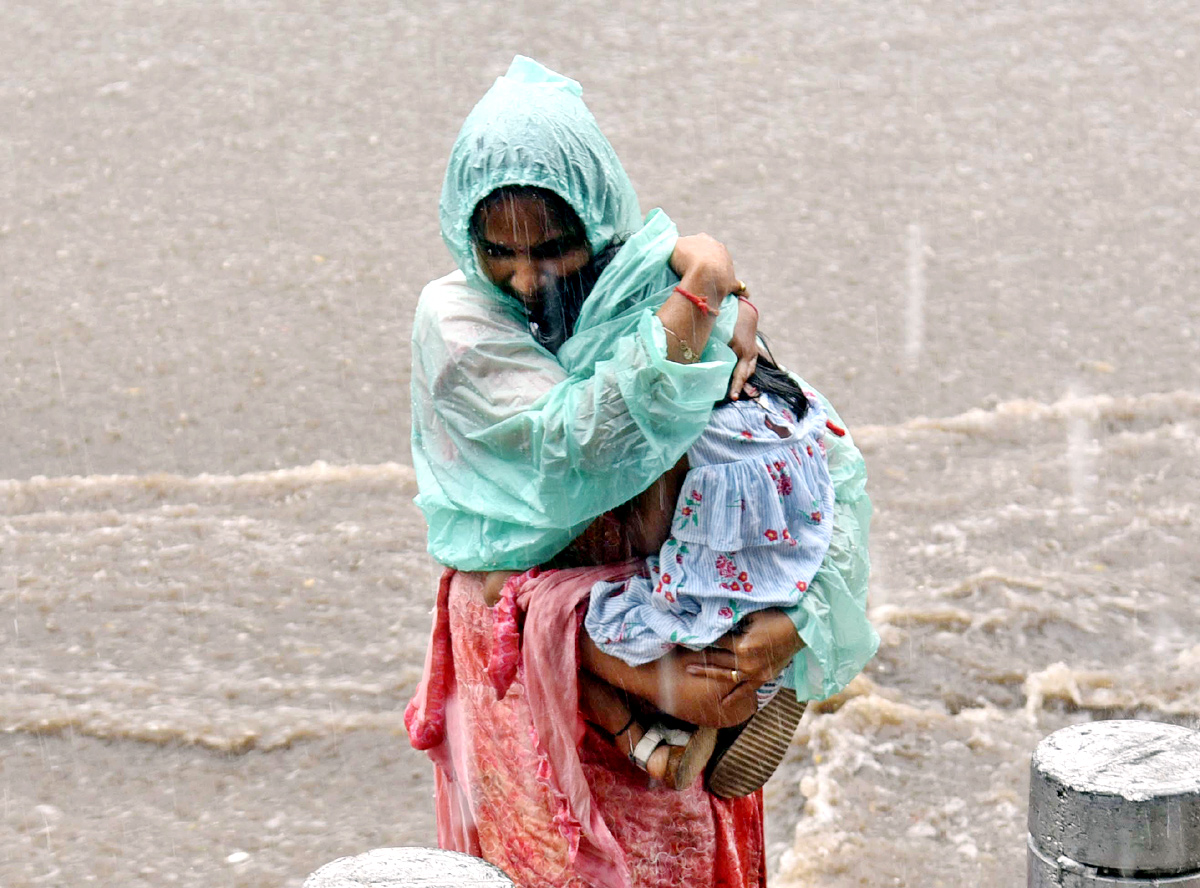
[439,55,644,292]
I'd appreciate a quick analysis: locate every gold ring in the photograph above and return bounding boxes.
[734,280,748,295]
[730,669,740,682]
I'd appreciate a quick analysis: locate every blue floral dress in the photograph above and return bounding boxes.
[584,390,835,693]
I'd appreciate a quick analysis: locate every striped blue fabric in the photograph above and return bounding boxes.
[585,392,834,680]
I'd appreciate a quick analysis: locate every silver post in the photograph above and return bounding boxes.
[1028,720,1200,886]
[304,847,514,887]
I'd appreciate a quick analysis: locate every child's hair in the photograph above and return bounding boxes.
[715,342,810,421]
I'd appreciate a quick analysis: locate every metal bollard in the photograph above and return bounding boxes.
[1028,720,1200,886]
[304,847,514,887]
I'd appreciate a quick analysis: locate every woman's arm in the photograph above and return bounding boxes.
[414,283,731,569]
[478,562,802,728]
[668,235,760,397]
[579,611,803,728]
[658,233,726,364]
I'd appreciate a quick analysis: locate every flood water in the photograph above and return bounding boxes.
[3,2,1198,885]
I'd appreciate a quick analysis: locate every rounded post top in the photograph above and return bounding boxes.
[304,847,514,887]
[1029,720,1200,876]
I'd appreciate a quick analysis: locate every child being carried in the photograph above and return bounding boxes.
[582,357,835,797]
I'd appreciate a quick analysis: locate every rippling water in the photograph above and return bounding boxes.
[3,1,1198,886]
[5,392,1197,886]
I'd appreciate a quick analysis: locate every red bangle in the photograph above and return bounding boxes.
[674,285,718,316]
[737,295,759,315]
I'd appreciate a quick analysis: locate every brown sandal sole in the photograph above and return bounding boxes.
[705,692,807,798]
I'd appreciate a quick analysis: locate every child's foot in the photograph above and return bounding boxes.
[579,672,716,789]
[625,721,718,790]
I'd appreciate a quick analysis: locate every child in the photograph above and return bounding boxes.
[581,356,835,797]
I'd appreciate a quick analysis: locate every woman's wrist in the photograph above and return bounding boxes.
[660,322,699,362]
[670,234,738,309]
[656,291,717,364]
[674,284,718,316]
[677,268,729,312]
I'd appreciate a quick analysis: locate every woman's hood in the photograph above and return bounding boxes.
[439,56,644,293]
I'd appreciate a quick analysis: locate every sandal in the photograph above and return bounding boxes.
[628,721,719,790]
[705,692,807,798]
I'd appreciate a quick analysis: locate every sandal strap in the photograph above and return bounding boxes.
[631,723,696,770]
[632,725,666,770]
[613,713,638,740]
[660,727,693,746]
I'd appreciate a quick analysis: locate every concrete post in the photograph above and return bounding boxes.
[1028,720,1200,886]
[304,847,514,887]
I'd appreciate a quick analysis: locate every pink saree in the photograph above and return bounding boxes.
[405,567,765,888]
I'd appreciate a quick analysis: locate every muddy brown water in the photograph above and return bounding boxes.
[2,2,1198,885]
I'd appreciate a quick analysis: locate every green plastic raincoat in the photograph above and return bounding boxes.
[411,56,876,700]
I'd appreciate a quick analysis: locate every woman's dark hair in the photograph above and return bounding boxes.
[526,238,625,354]
[469,185,587,251]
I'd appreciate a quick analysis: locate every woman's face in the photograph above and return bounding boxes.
[473,193,591,310]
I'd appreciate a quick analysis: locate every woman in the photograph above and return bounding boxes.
[406,57,876,887]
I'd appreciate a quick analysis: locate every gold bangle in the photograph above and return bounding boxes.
[661,324,698,362]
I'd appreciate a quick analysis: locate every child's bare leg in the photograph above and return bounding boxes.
[578,672,674,780]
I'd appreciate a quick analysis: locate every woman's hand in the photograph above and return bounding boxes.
[582,608,803,728]
[683,608,804,702]
[727,293,759,398]
[669,234,738,308]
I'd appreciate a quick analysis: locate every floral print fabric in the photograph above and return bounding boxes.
[585,391,835,667]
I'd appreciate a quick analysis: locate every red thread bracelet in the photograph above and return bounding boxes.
[674,285,718,316]
[737,295,759,315]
